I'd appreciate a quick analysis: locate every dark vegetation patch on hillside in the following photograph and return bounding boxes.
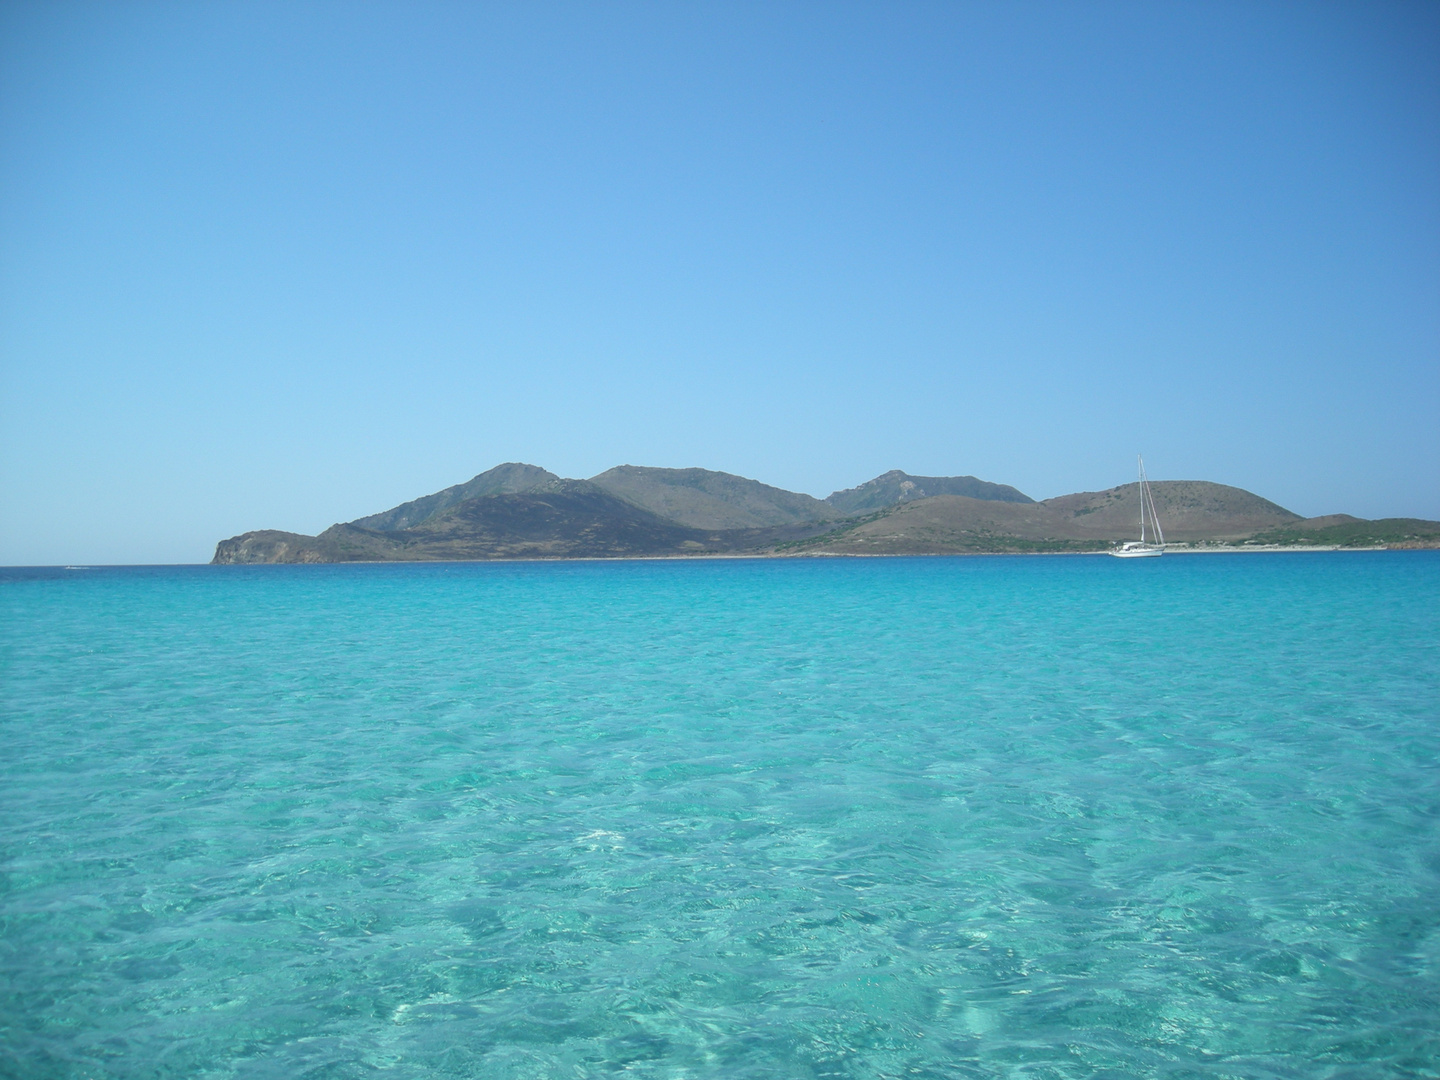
[1245,518,1440,549]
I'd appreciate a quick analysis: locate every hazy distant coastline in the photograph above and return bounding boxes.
[213,464,1440,564]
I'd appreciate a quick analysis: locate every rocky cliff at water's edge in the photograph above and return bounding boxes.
[213,530,331,564]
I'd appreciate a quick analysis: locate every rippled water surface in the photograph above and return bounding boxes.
[2,554,1438,1078]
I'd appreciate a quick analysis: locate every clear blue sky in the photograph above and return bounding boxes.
[2,1,1436,564]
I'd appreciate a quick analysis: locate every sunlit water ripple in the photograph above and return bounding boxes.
[2,553,1437,1078]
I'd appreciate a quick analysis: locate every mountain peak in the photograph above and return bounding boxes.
[349,462,560,532]
[825,471,1033,515]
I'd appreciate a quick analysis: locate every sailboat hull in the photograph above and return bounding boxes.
[1109,545,1163,558]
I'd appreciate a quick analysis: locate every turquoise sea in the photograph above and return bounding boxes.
[2,553,1437,1079]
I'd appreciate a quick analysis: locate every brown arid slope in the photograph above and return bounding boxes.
[1041,481,1301,542]
[787,482,1305,555]
[784,496,1103,555]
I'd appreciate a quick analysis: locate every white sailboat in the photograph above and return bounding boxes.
[1110,456,1165,558]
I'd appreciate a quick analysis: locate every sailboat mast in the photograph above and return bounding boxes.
[1138,455,1146,544]
[1147,467,1164,547]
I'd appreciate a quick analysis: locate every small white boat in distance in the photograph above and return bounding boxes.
[1110,456,1165,558]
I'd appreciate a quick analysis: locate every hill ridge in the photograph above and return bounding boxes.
[588,465,836,529]
[212,463,1435,563]
[826,471,1033,514]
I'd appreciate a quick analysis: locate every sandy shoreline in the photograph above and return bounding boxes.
[195,544,1423,567]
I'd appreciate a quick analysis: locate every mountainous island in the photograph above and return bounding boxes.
[213,464,1440,563]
